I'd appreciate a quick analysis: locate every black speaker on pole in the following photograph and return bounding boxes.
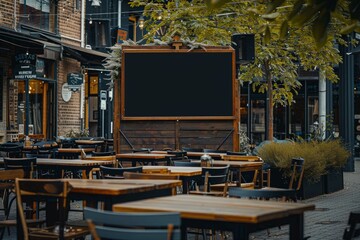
[231,34,255,64]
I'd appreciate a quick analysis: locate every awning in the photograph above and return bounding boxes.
[0,29,44,54]
[62,44,109,65]
[32,32,110,65]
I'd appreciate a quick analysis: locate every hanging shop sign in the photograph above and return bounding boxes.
[67,72,83,92]
[13,53,37,79]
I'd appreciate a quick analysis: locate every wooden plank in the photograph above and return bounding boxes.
[113,195,315,224]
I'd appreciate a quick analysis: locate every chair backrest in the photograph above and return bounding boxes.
[201,165,230,176]
[182,147,203,152]
[132,148,154,153]
[226,151,247,156]
[173,161,201,167]
[100,166,143,178]
[343,211,360,240]
[0,143,22,157]
[203,149,227,153]
[228,187,297,202]
[289,157,305,190]
[123,172,180,180]
[15,179,72,240]
[91,151,116,156]
[3,157,37,178]
[84,207,181,240]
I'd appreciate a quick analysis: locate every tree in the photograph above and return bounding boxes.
[127,0,345,141]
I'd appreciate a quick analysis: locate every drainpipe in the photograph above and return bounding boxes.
[13,0,16,30]
[80,0,86,130]
[319,70,326,140]
[118,0,122,28]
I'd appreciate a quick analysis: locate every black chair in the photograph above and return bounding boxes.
[84,207,181,240]
[343,211,360,240]
[100,166,143,179]
[3,157,37,179]
[226,151,247,155]
[167,151,188,165]
[132,148,154,153]
[173,161,201,167]
[91,151,116,156]
[203,149,227,153]
[182,147,203,152]
[228,187,297,201]
[0,143,22,158]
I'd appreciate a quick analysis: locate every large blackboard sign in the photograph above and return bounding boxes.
[121,47,235,120]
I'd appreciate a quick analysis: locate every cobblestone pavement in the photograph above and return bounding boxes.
[2,159,360,240]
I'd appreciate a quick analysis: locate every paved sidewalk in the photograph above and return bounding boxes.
[2,160,360,240]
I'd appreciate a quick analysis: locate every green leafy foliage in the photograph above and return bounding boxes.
[257,140,350,182]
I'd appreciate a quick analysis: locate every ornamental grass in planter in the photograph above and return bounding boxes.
[257,139,350,198]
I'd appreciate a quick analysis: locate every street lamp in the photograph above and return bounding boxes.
[138,16,144,30]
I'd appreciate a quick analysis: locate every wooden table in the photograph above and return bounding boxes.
[67,179,181,209]
[142,166,202,193]
[74,140,104,145]
[186,151,226,159]
[57,148,95,153]
[0,158,115,179]
[116,153,174,166]
[113,194,315,240]
[16,179,181,240]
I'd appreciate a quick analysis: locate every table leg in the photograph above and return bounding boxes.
[289,214,304,240]
[233,225,249,240]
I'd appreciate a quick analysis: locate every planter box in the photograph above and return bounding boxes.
[270,167,324,200]
[323,168,344,194]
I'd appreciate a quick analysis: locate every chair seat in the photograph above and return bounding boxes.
[28,224,89,240]
[189,190,225,197]
[210,182,254,191]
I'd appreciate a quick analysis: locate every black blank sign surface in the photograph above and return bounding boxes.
[123,52,233,117]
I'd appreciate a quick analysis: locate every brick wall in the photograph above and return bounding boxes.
[58,0,83,45]
[0,0,15,28]
[57,58,82,136]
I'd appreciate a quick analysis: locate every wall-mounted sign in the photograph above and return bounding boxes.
[13,53,37,79]
[67,72,83,85]
[62,83,72,102]
[117,29,128,44]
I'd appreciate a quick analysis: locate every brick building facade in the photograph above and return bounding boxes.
[0,0,108,142]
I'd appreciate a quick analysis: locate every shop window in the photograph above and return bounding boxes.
[19,0,56,33]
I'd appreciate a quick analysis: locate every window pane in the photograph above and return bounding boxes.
[19,0,56,32]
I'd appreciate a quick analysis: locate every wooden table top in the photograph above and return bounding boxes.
[143,166,202,177]
[57,148,95,153]
[116,153,172,159]
[66,179,182,195]
[221,155,261,162]
[191,160,263,168]
[35,158,115,167]
[113,194,315,224]
[75,140,104,145]
[186,152,226,159]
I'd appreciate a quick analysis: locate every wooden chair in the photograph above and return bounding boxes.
[84,207,181,240]
[15,179,89,240]
[99,166,143,179]
[3,157,37,179]
[190,165,230,197]
[343,211,360,240]
[123,172,180,195]
[0,169,44,240]
[261,157,305,201]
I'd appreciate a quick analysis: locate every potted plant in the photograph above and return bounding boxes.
[256,140,349,199]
